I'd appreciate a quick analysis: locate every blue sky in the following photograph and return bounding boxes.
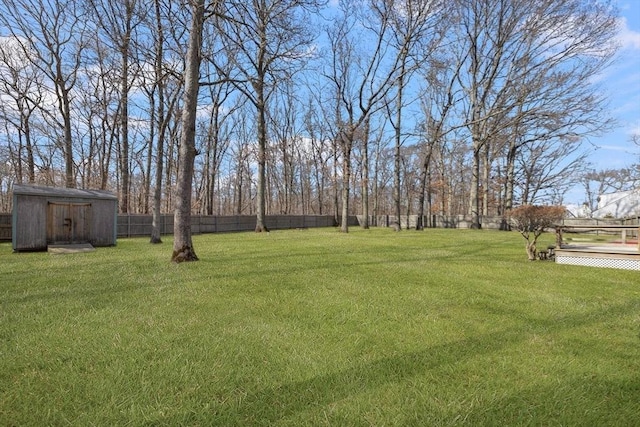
[587,1,640,171]
[561,1,640,205]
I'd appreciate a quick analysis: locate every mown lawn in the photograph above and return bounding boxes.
[1,228,639,426]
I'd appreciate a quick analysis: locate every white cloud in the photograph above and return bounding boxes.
[617,17,640,50]
[598,143,630,152]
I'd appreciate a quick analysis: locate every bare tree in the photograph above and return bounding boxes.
[147,0,185,243]
[302,92,333,215]
[359,116,371,228]
[325,0,419,232]
[500,0,618,213]
[89,0,147,211]
[451,0,618,228]
[378,0,446,231]
[172,0,207,263]
[226,104,257,215]
[632,133,640,159]
[0,38,44,184]
[0,0,88,188]
[216,0,321,232]
[269,81,305,214]
[77,34,121,191]
[195,82,238,216]
[452,0,525,228]
[515,136,589,206]
[415,52,461,229]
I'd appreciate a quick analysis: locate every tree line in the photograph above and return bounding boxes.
[0,0,626,245]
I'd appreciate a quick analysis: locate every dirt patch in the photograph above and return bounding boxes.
[48,243,96,254]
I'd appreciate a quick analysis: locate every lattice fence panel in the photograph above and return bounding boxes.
[556,255,640,271]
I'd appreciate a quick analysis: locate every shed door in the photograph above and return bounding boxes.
[47,203,92,244]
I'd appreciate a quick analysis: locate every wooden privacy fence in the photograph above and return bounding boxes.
[116,214,337,238]
[1,212,638,241]
[0,213,337,241]
[0,213,10,241]
[368,215,509,229]
[368,215,640,230]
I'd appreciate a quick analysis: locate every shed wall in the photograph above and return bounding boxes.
[90,199,117,246]
[13,194,47,251]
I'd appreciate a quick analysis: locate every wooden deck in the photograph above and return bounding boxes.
[558,224,639,250]
[555,244,640,270]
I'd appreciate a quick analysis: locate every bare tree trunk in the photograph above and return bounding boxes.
[150,0,166,244]
[333,139,340,225]
[23,114,35,183]
[144,114,154,214]
[371,138,381,227]
[502,141,517,230]
[120,42,130,212]
[340,137,352,233]
[482,142,490,216]
[416,149,432,230]
[172,0,204,263]
[61,87,75,188]
[150,126,165,244]
[361,118,370,229]
[255,90,269,232]
[393,71,405,231]
[469,143,481,229]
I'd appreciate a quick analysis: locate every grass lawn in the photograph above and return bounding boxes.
[1,227,639,426]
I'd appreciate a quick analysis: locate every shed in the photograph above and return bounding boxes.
[12,184,118,251]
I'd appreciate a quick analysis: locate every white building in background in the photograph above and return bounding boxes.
[565,203,591,218]
[592,189,640,218]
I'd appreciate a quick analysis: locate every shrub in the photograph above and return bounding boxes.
[510,205,566,260]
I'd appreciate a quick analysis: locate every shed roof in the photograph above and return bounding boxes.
[13,184,118,201]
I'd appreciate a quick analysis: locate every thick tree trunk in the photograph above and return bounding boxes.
[255,85,269,232]
[333,140,340,225]
[505,142,516,212]
[23,115,35,183]
[393,123,401,232]
[150,102,165,244]
[171,0,204,263]
[393,71,405,231]
[150,0,168,244]
[416,159,429,231]
[361,119,370,229]
[340,139,352,233]
[61,88,75,188]
[120,46,130,213]
[526,241,537,261]
[150,93,167,244]
[482,143,490,216]
[500,142,517,231]
[469,144,481,229]
[150,145,164,244]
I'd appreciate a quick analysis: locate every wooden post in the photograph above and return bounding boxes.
[555,226,563,248]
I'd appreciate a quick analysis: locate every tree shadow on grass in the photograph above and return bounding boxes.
[146,300,640,426]
[452,376,640,426]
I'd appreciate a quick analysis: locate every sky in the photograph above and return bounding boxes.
[583,2,640,177]
[560,1,640,205]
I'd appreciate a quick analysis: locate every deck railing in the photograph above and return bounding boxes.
[557,224,640,251]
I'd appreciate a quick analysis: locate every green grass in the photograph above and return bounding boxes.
[1,228,639,426]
